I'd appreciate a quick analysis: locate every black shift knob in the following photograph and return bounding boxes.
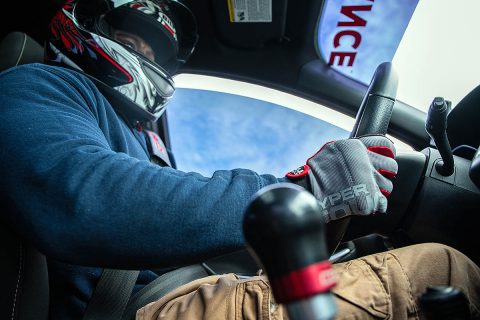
[420,286,470,320]
[243,183,336,319]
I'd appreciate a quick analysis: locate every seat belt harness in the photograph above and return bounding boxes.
[82,269,140,320]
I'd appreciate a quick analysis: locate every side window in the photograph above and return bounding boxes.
[166,75,351,177]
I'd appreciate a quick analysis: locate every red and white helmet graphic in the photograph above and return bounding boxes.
[46,0,198,122]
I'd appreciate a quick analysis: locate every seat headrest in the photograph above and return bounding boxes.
[0,32,44,72]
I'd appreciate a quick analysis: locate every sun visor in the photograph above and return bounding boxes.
[211,0,287,48]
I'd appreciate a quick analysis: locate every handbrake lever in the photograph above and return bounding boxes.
[425,97,455,176]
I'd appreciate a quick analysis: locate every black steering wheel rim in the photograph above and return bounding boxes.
[350,62,399,138]
[326,62,399,254]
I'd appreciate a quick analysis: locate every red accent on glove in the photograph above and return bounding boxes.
[286,164,310,179]
[369,145,397,185]
[368,145,395,159]
[287,141,337,179]
[270,261,336,303]
[378,169,397,179]
[380,188,391,197]
[307,140,336,162]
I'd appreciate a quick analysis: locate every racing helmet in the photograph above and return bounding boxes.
[45,0,198,122]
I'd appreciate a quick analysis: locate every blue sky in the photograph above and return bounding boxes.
[166,88,349,177]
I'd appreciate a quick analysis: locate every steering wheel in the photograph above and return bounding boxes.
[326,62,399,254]
[211,62,399,273]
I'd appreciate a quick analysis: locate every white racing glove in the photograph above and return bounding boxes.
[286,135,398,222]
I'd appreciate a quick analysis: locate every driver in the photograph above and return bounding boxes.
[0,0,478,319]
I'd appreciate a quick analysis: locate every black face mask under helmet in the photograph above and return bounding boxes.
[45,0,198,123]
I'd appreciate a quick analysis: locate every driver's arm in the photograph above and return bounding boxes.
[0,64,281,269]
[0,64,396,270]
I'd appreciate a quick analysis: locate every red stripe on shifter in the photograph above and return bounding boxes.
[270,261,336,303]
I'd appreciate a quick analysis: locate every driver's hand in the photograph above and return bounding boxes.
[286,135,397,222]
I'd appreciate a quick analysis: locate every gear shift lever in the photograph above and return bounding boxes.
[425,97,455,176]
[243,183,337,320]
[420,286,471,319]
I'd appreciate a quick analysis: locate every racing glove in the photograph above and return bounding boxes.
[286,135,397,223]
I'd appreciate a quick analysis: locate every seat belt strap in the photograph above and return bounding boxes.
[121,264,209,320]
[82,269,140,320]
[144,129,172,167]
[83,131,198,320]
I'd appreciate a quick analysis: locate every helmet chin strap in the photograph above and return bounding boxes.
[92,76,161,125]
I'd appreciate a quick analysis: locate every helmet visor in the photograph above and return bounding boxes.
[141,58,175,98]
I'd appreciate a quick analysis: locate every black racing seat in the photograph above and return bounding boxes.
[0,31,44,72]
[0,31,49,320]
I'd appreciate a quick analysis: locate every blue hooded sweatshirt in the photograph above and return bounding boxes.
[0,63,286,319]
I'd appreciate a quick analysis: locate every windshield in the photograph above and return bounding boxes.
[171,74,413,177]
[317,0,480,112]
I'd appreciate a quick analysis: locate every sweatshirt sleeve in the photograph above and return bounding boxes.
[0,64,283,269]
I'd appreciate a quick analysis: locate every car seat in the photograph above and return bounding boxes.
[0,31,49,320]
[0,32,44,71]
